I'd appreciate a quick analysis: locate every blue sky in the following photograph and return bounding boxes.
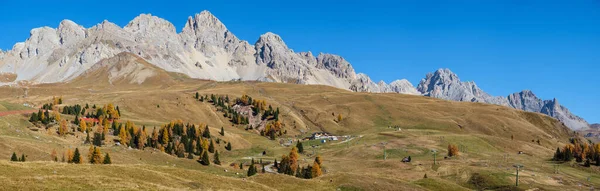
[1,0,598,123]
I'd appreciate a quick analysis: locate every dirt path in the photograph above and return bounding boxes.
[0,109,37,117]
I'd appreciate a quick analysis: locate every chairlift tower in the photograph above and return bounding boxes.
[513,164,524,186]
[431,149,438,165]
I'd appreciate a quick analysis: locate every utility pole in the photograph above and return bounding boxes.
[513,164,524,187]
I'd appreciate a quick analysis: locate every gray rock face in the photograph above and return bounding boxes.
[0,10,420,95]
[417,69,509,106]
[418,68,590,130]
[349,73,419,95]
[591,124,600,129]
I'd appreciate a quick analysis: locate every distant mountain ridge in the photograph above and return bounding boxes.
[417,69,589,130]
[0,10,589,130]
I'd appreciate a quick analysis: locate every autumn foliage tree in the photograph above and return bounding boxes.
[89,146,103,164]
[448,144,459,157]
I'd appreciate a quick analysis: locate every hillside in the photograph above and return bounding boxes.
[0,73,596,190]
[68,52,190,88]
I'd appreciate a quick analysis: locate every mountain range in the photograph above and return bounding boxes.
[0,11,589,130]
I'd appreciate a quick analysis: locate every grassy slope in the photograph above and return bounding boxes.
[0,79,597,190]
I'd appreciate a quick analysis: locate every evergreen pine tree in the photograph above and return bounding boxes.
[208,140,215,153]
[553,147,562,161]
[10,152,18,161]
[240,162,244,169]
[103,153,111,164]
[213,150,221,165]
[72,148,82,164]
[20,154,26,162]
[247,164,257,176]
[296,141,304,153]
[203,125,211,138]
[225,142,232,151]
[93,133,102,146]
[29,112,38,122]
[220,127,225,136]
[199,151,210,165]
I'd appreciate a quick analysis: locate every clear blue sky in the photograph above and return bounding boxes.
[1,0,598,123]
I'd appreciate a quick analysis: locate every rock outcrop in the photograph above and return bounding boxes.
[418,68,590,130]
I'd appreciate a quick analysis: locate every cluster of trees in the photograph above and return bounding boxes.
[553,138,600,167]
[246,158,262,176]
[58,147,111,164]
[52,96,63,105]
[111,120,230,166]
[10,152,26,162]
[62,104,84,116]
[29,109,54,125]
[261,121,285,140]
[272,147,322,179]
[448,144,459,157]
[81,103,121,121]
[41,103,55,110]
[195,93,285,140]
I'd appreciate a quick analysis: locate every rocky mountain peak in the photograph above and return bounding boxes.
[255,32,296,68]
[182,10,226,35]
[257,32,286,47]
[389,79,420,95]
[315,53,356,79]
[124,14,176,34]
[57,19,86,45]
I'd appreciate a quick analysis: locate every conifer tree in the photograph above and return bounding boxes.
[553,147,563,161]
[247,163,257,176]
[93,133,102,146]
[10,152,18,161]
[199,151,210,165]
[208,140,215,153]
[203,125,211,138]
[119,127,128,146]
[240,162,244,169]
[72,148,82,164]
[29,112,38,122]
[103,153,111,164]
[220,127,225,136]
[85,133,91,144]
[213,150,221,165]
[296,141,304,153]
[89,147,103,164]
[225,142,232,151]
[20,154,26,162]
[312,162,322,178]
[315,155,322,166]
